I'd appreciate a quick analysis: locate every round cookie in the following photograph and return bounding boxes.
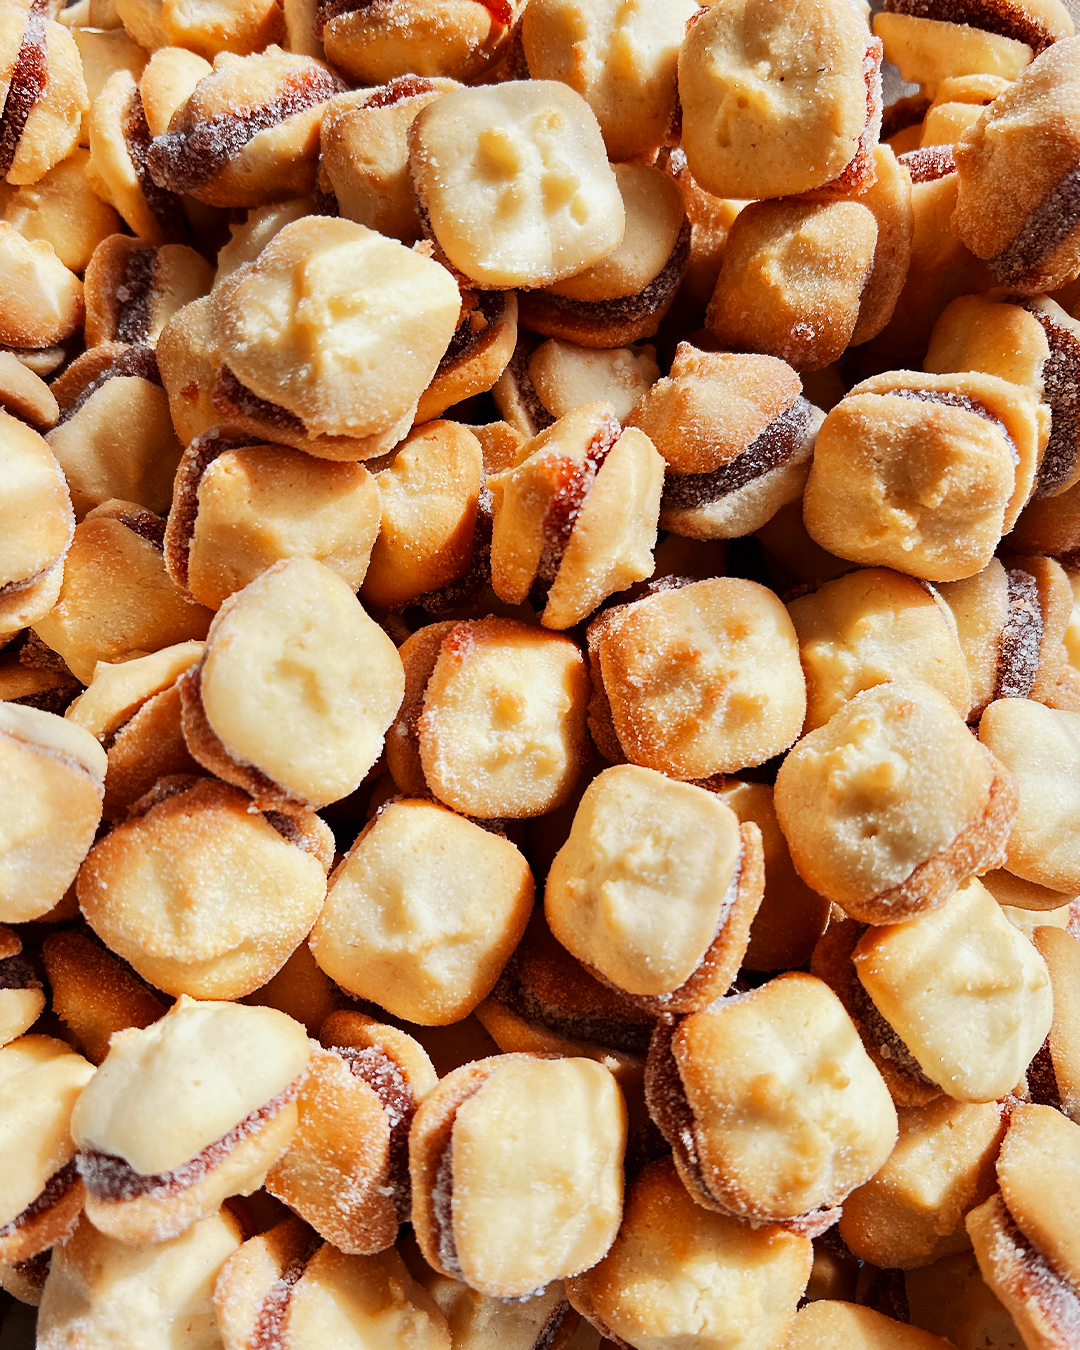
[309,799,534,1025]
[545,764,765,1014]
[408,80,625,290]
[387,617,591,819]
[587,577,807,778]
[165,432,380,610]
[678,0,881,200]
[410,1054,626,1299]
[488,401,664,629]
[77,776,333,1000]
[788,567,972,731]
[978,698,1080,893]
[0,703,106,924]
[645,973,898,1234]
[179,557,405,813]
[803,370,1042,581]
[71,997,311,1244]
[953,38,1080,294]
[566,1157,813,1350]
[211,216,461,459]
[774,680,1016,924]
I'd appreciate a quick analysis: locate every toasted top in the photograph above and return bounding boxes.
[626,344,801,475]
[678,0,873,199]
[215,217,460,439]
[70,996,310,1175]
[0,410,73,590]
[65,641,204,742]
[674,972,898,1220]
[198,558,404,807]
[774,681,995,911]
[409,80,625,289]
[0,1035,95,1229]
[0,701,107,785]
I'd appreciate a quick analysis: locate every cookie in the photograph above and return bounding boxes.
[520,0,697,162]
[678,0,882,200]
[802,370,1043,581]
[567,1156,813,1350]
[41,929,167,1066]
[45,340,184,521]
[408,80,625,290]
[71,996,311,1243]
[788,567,972,732]
[77,775,333,1000]
[0,1036,95,1266]
[264,1012,437,1254]
[31,500,213,684]
[545,764,765,1014]
[645,973,898,1234]
[165,430,380,611]
[706,197,880,371]
[587,577,807,778]
[309,798,534,1025]
[953,38,1080,294]
[627,345,822,542]
[387,616,590,819]
[210,216,461,459]
[978,698,1080,893]
[0,702,105,923]
[179,557,404,813]
[410,1054,626,1298]
[774,681,1016,924]
[37,1209,245,1350]
[488,401,664,629]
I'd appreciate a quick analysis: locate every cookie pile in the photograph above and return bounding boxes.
[1,0,1079,1346]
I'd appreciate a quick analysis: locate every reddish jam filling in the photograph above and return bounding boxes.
[490,951,655,1055]
[147,66,343,195]
[77,1083,298,1202]
[988,165,1080,289]
[534,412,621,598]
[1018,301,1080,496]
[504,337,556,434]
[333,1044,416,1223]
[884,0,1061,53]
[56,343,164,428]
[435,290,510,378]
[662,396,813,511]
[212,366,309,438]
[0,8,47,180]
[523,220,691,328]
[0,954,39,992]
[113,247,157,346]
[122,88,191,244]
[645,1020,717,1208]
[997,1200,1080,1339]
[0,1160,78,1239]
[358,74,437,110]
[898,144,957,183]
[250,1232,322,1350]
[995,567,1042,699]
